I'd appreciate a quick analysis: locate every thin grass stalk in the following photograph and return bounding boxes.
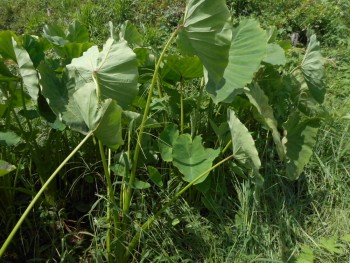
[97,140,114,260]
[122,154,234,262]
[123,25,183,214]
[0,131,94,258]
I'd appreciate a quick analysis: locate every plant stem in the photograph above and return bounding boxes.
[0,131,93,258]
[180,79,184,134]
[122,154,234,262]
[123,25,183,215]
[98,140,114,260]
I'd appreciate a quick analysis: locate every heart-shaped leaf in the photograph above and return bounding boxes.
[301,34,326,104]
[172,134,219,184]
[67,38,138,109]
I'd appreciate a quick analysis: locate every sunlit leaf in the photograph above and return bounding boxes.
[206,19,267,103]
[67,38,138,109]
[177,0,232,84]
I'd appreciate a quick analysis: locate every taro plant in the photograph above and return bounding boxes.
[0,0,327,261]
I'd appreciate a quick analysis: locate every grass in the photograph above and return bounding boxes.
[0,0,349,262]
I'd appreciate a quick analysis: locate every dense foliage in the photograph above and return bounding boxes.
[0,0,349,262]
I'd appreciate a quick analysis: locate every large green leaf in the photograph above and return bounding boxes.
[282,113,320,180]
[227,110,261,174]
[206,19,267,103]
[172,134,219,184]
[245,83,284,160]
[301,34,326,104]
[39,63,88,134]
[177,0,232,84]
[94,100,123,150]
[0,160,16,177]
[12,38,39,101]
[67,38,138,109]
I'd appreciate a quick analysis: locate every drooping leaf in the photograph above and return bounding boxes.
[67,38,138,109]
[282,113,320,180]
[39,63,88,134]
[263,43,286,65]
[158,124,179,162]
[172,134,220,184]
[0,131,22,146]
[301,34,326,104]
[12,38,39,101]
[94,100,124,150]
[0,160,16,177]
[206,19,267,103]
[245,83,284,160]
[227,110,261,174]
[147,166,163,188]
[161,55,203,83]
[73,83,109,131]
[177,0,232,84]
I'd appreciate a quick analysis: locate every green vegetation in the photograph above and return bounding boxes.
[0,0,349,262]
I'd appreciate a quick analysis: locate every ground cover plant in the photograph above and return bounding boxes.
[0,0,349,262]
